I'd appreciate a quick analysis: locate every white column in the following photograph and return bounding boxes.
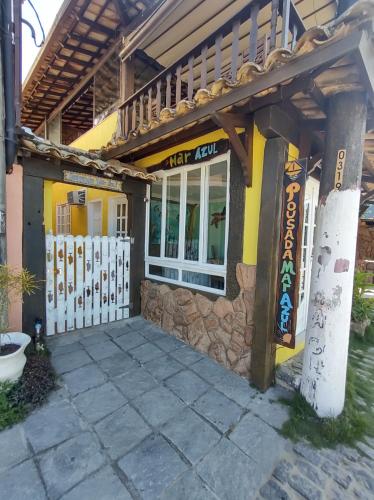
[301,91,367,417]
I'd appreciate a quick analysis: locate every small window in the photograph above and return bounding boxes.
[56,204,71,235]
[145,153,230,294]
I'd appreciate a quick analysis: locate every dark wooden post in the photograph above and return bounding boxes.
[301,91,367,417]
[120,58,134,135]
[22,175,46,335]
[251,137,288,391]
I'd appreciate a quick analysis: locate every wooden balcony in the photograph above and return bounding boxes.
[118,0,305,140]
[103,0,373,167]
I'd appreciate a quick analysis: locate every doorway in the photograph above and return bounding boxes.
[296,176,320,339]
[87,200,103,236]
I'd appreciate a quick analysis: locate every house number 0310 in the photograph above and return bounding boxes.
[334,149,346,190]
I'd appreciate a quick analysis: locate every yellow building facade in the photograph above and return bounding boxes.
[59,110,304,364]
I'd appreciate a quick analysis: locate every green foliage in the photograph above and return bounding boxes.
[351,270,374,323]
[0,382,26,430]
[0,265,39,339]
[281,372,367,448]
[0,353,55,431]
[280,323,374,448]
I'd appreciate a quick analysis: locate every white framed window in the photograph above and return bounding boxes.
[108,195,128,237]
[145,152,230,295]
[56,203,71,235]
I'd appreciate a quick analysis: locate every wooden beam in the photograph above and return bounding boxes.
[356,25,374,104]
[252,137,288,391]
[212,112,252,186]
[112,0,131,27]
[361,174,374,183]
[255,105,299,145]
[68,34,110,50]
[105,29,364,160]
[33,0,163,136]
[79,17,116,37]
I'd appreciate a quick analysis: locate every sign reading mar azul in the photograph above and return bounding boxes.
[148,139,229,173]
[274,159,307,348]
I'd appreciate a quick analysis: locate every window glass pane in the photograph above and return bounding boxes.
[207,161,227,265]
[148,180,162,257]
[185,168,201,261]
[117,204,121,217]
[165,174,180,258]
[149,265,178,281]
[182,271,224,291]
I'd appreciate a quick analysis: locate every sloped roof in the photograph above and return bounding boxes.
[18,131,157,181]
[22,0,160,132]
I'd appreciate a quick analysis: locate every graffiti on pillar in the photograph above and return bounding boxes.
[274,158,307,348]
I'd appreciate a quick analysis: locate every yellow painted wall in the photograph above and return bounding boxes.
[48,181,123,236]
[44,180,53,233]
[243,125,266,265]
[70,112,118,151]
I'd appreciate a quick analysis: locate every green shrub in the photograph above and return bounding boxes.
[280,366,367,447]
[0,383,26,430]
[0,353,56,431]
[351,271,374,323]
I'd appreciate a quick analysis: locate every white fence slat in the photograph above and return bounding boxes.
[108,237,117,322]
[84,236,93,328]
[46,234,130,335]
[75,236,84,330]
[45,234,56,336]
[65,236,75,331]
[116,238,124,320]
[56,235,66,333]
[123,238,130,319]
[101,236,109,324]
[92,236,102,326]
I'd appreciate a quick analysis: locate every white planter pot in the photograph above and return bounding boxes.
[0,333,31,382]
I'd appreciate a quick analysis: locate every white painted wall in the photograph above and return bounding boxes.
[301,188,360,417]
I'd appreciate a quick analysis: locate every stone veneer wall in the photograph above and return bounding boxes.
[141,263,256,378]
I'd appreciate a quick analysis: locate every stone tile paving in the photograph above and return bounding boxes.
[0,316,373,499]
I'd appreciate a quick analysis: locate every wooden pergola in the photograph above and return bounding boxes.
[21,0,160,134]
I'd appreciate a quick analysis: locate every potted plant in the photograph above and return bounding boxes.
[351,270,374,337]
[0,266,38,382]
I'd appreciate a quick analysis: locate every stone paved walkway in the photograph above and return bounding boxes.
[0,317,373,499]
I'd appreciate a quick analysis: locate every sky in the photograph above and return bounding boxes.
[21,0,64,81]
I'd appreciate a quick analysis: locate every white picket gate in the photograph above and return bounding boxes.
[45,234,130,336]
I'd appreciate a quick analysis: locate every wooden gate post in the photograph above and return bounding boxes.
[301,91,367,417]
[251,137,288,391]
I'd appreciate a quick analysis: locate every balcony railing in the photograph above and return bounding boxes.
[119,0,305,138]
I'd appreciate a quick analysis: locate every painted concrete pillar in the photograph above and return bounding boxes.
[301,91,367,418]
